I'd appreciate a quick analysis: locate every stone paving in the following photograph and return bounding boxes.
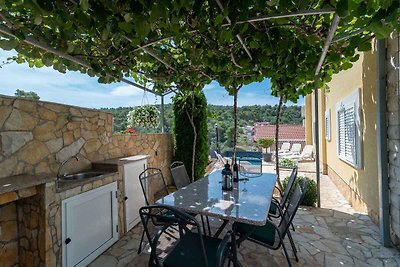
[89,162,400,267]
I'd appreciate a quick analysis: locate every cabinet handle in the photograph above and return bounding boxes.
[65,238,71,245]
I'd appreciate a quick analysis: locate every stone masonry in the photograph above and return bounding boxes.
[0,95,174,266]
[387,32,400,245]
[0,95,173,182]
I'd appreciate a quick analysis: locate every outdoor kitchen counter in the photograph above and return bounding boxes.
[0,173,56,205]
[56,171,118,192]
[0,173,56,195]
[93,155,150,166]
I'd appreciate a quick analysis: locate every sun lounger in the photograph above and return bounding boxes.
[280,143,302,156]
[285,145,314,161]
[278,142,291,154]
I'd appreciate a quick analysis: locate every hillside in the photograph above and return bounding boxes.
[100,104,302,153]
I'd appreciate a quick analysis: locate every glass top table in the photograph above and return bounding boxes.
[157,171,278,226]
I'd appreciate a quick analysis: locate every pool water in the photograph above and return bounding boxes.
[237,157,262,166]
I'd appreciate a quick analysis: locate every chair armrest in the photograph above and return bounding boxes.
[274,185,283,197]
[148,222,174,265]
[216,231,232,267]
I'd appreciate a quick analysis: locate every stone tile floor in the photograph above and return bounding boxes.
[89,163,400,267]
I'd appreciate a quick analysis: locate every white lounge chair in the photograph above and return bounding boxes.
[214,151,227,165]
[278,142,291,154]
[280,143,302,157]
[286,145,314,161]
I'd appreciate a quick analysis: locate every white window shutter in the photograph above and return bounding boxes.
[336,91,361,168]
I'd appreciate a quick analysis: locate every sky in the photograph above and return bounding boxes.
[0,50,303,108]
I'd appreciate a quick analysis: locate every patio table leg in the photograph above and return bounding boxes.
[213,219,229,238]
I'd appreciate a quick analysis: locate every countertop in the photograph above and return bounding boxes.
[93,155,150,166]
[0,173,56,194]
[56,171,118,192]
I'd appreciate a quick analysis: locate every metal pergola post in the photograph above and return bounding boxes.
[160,94,165,133]
[376,39,391,247]
[313,76,321,207]
[313,14,340,208]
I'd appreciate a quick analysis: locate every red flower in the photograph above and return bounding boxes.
[126,127,137,134]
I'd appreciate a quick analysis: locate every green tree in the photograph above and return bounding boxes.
[14,89,40,100]
[173,91,208,181]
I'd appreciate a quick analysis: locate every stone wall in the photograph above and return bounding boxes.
[387,32,400,245]
[0,202,18,267]
[17,192,44,267]
[0,95,174,181]
[0,95,174,266]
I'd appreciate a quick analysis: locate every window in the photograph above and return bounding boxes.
[325,109,331,141]
[336,90,362,168]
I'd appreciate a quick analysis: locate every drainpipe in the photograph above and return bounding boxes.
[161,95,165,133]
[314,75,321,208]
[376,39,391,247]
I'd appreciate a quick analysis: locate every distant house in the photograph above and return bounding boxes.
[252,123,305,149]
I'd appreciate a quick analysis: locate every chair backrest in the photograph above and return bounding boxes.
[139,168,169,205]
[170,161,191,189]
[278,178,306,238]
[301,145,314,157]
[290,143,302,153]
[139,204,209,267]
[280,142,291,151]
[280,167,298,208]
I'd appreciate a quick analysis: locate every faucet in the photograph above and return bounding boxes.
[57,156,79,179]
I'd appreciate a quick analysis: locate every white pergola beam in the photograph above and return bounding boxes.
[215,0,253,60]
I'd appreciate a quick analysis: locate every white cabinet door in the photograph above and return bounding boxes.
[62,182,118,267]
[123,159,147,232]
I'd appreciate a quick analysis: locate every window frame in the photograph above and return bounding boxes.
[335,90,362,169]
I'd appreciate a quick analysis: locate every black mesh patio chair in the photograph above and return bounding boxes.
[139,204,236,267]
[169,161,191,189]
[138,168,175,254]
[233,178,307,267]
[269,167,298,218]
[169,161,212,236]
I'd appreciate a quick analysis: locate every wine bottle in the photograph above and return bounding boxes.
[233,158,239,182]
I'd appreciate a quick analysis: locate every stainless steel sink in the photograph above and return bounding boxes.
[61,171,105,180]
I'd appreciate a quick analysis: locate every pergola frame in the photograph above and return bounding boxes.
[0,6,391,246]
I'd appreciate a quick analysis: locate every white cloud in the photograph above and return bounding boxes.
[111,85,142,96]
[203,81,221,91]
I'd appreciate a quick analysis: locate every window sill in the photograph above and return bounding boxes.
[338,155,360,169]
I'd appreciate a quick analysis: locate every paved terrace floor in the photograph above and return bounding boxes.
[90,162,400,267]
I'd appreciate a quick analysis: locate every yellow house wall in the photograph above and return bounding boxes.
[305,86,327,173]
[305,95,313,145]
[324,50,379,220]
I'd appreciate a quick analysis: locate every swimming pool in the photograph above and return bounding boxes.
[237,157,262,166]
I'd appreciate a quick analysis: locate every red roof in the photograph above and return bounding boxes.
[253,123,305,141]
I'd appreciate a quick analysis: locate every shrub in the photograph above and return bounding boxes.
[257,138,275,149]
[279,158,296,168]
[173,91,208,180]
[282,176,318,206]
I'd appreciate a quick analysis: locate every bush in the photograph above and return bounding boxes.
[257,138,275,149]
[282,176,318,206]
[278,158,296,168]
[173,92,208,180]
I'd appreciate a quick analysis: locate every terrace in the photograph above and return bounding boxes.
[0,1,399,267]
[89,163,400,266]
